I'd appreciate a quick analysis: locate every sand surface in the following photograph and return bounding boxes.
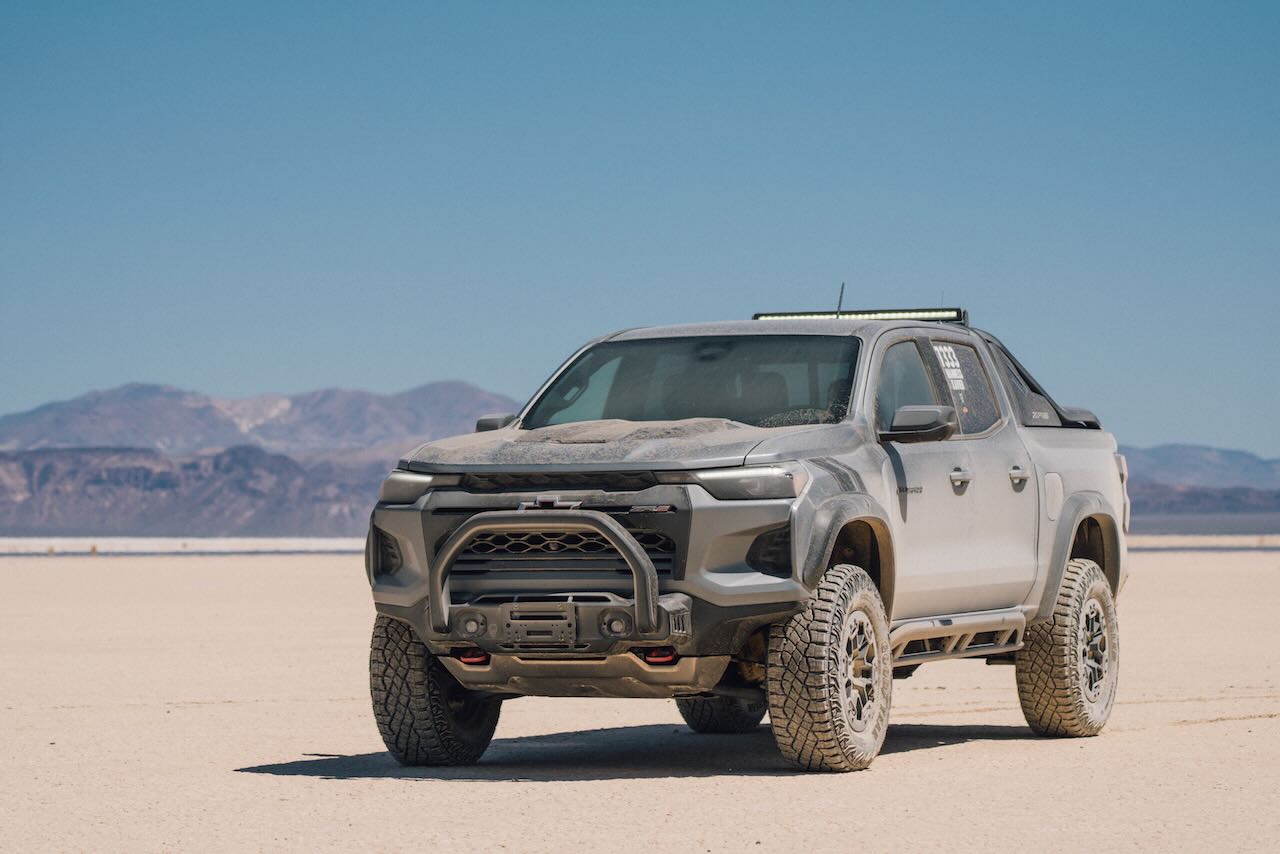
[2,551,1278,852]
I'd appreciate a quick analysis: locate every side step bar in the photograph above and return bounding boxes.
[888,608,1025,668]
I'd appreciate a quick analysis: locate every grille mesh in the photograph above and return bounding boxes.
[464,529,675,558]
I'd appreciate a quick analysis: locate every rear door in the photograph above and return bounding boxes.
[922,334,1038,610]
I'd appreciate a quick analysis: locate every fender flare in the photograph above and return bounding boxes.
[798,493,896,618]
[1035,491,1123,620]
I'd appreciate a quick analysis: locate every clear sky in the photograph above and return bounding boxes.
[2,2,1278,454]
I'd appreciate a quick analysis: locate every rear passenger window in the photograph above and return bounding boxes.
[930,342,1000,434]
[991,345,1062,427]
[875,342,939,431]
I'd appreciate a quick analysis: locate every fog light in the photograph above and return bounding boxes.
[456,611,487,638]
[599,609,634,639]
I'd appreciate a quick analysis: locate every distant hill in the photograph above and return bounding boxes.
[1120,444,1280,490]
[0,380,522,537]
[1128,480,1280,515]
[0,446,375,536]
[1088,445,1280,534]
[0,381,521,459]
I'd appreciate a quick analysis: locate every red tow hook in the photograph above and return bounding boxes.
[638,646,679,666]
[455,647,490,666]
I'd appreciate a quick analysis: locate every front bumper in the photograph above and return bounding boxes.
[438,651,732,699]
[368,485,810,696]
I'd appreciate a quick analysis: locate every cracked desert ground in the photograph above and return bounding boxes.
[2,549,1277,852]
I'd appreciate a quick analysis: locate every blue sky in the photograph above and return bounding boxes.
[2,2,1278,454]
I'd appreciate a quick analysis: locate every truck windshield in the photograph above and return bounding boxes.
[523,335,861,429]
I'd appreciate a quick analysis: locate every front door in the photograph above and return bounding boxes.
[870,336,981,619]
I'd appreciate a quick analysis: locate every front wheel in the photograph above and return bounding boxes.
[1015,558,1119,736]
[767,564,893,771]
[369,615,502,766]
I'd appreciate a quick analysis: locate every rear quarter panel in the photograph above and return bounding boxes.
[1019,426,1128,615]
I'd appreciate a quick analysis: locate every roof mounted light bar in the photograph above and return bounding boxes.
[752,307,969,325]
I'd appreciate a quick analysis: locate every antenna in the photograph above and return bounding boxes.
[836,282,845,314]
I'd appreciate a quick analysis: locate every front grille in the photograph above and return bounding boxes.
[459,471,658,493]
[426,493,688,585]
[465,530,675,557]
[450,526,677,575]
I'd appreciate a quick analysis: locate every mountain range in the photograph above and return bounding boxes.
[1119,444,1280,491]
[0,446,372,536]
[0,382,520,536]
[0,381,520,459]
[0,382,1276,535]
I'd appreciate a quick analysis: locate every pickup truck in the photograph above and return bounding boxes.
[366,307,1128,771]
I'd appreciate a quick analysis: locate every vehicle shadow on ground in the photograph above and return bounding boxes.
[236,722,1037,782]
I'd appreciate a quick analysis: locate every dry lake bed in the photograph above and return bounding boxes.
[2,547,1278,851]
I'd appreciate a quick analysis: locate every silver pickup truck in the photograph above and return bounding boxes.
[366,307,1129,771]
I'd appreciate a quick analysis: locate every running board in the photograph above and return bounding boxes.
[889,609,1025,668]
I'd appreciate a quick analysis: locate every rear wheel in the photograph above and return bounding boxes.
[369,615,502,766]
[676,696,768,734]
[767,564,892,771]
[1015,558,1119,736]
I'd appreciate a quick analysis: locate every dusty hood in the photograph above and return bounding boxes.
[399,419,786,472]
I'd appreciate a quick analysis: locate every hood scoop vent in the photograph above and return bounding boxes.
[459,471,659,493]
[514,419,745,445]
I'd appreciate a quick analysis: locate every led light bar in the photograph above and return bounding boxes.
[753,307,969,325]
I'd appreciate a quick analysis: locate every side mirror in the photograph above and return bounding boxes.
[879,405,957,444]
[475,413,517,432]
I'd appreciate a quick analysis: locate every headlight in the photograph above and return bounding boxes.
[378,471,460,504]
[659,463,809,500]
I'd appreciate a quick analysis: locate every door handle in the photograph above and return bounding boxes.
[1008,466,1030,484]
[949,467,973,486]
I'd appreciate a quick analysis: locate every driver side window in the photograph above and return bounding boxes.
[875,341,938,432]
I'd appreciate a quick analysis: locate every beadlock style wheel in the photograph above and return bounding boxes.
[1079,597,1111,704]
[839,610,881,734]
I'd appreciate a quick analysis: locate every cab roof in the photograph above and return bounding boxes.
[607,317,961,341]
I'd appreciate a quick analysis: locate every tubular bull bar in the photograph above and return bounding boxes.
[427,509,662,636]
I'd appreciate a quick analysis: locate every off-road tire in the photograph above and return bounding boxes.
[767,564,892,771]
[676,696,768,734]
[1016,558,1119,737]
[369,615,502,766]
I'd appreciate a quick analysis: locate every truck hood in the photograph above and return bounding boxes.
[399,418,800,472]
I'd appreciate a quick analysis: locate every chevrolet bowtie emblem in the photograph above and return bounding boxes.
[518,495,583,511]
